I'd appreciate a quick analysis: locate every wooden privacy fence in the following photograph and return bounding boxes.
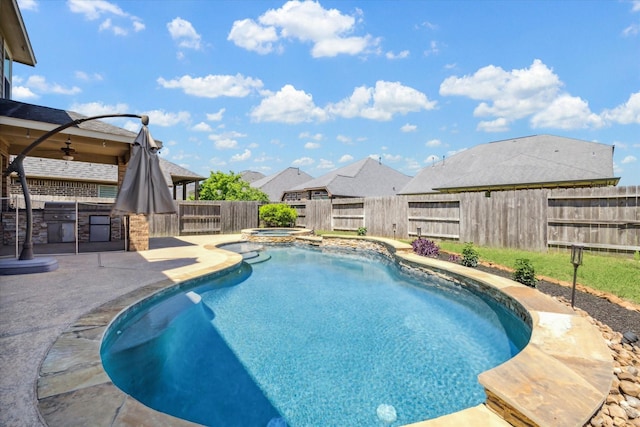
[147,186,638,253]
[148,200,260,236]
[286,185,639,253]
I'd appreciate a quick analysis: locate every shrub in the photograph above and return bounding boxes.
[448,254,461,263]
[513,258,537,287]
[259,204,297,227]
[461,242,479,267]
[412,238,440,258]
[357,227,367,236]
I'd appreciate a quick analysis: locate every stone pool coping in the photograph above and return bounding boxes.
[36,235,612,427]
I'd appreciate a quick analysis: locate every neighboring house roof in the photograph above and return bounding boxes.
[400,135,619,195]
[251,167,314,201]
[240,170,266,183]
[285,157,412,198]
[0,99,136,139]
[14,156,203,188]
[1,0,36,66]
[158,158,206,186]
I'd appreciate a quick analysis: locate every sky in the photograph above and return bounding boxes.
[12,0,640,185]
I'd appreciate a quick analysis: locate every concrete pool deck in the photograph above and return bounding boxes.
[0,235,612,426]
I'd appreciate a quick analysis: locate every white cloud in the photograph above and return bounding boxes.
[23,75,81,95]
[386,50,410,60]
[401,123,417,132]
[531,95,604,129]
[227,19,280,54]
[304,142,320,149]
[11,85,38,100]
[425,154,440,164]
[621,155,637,164]
[230,149,251,162]
[423,40,440,56]
[425,139,441,147]
[209,131,247,149]
[292,157,315,166]
[601,92,640,124]
[440,59,606,131]
[18,0,38,11]
[383,153,402,162]
[339,154,354,163]
[228,0,379,58]
[143,110,191,127]
[70,101,129,117]
[317,158,335,169]
[250,84,327,123]
[192,122,212,132]
[75,71,103,81]
[477,117,511,132]
[328,80,436,121]
[299,131,323,141]
[157,74,263,98]
[337,135,352,144]
[67,0,143,36]
[207,108,226,122]
[167,17,202,50]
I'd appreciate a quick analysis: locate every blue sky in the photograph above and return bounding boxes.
[13,0,640,185]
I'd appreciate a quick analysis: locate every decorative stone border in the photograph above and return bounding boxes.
[36,235,613,427]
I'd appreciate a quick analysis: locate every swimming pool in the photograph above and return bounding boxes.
[101,245,531,426]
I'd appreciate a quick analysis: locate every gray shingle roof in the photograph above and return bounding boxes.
[240,170,266,183]
[17,156,203,188]
[286,157,412,197]
[0,99,137,138]
[400,135,618,194]
[250,167,313,201]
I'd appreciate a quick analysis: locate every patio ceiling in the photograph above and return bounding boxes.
[1,116,136,166]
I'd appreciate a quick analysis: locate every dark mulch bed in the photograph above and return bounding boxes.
[437,253,639,337]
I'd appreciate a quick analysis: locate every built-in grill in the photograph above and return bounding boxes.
[44,202,76,243]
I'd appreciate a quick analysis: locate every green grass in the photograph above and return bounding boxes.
[438,241,640,304]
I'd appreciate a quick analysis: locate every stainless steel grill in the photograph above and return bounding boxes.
[44,202,76,243]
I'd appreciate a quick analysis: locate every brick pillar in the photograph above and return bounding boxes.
[128,214,149,251]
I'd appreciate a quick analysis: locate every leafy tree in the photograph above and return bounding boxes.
[198,171,269,202]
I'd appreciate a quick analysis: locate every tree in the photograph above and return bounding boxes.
[198,171,269,202]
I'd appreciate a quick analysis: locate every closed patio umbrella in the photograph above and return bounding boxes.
[112,121,177,215]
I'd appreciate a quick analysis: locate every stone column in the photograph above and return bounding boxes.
[127,214,149,251]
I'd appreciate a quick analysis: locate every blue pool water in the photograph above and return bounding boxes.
[101,245,530,427]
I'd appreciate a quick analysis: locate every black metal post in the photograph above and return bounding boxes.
[571,264,578,308]
[3,113,145,260]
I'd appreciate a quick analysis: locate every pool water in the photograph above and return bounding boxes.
[101,245,530,427]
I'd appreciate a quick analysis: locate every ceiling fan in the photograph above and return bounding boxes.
[61,139,76,161]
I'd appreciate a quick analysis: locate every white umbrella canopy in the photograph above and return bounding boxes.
[112,124,177,215]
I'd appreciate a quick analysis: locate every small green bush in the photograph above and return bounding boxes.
[513,258,537,287]
[357,227,367,236]
[259,204,297,227]
[461,242,479,267]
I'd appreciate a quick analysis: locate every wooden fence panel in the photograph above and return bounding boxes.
[364,196,408,238]
[148,213,179,237]
[406,195,460,240]
[547,186,640,252]
[332,200,365,231]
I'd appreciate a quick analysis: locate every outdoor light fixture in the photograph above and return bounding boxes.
[417,227,422,238]
[570,244,584,308]
[61,137,75,161]
[392,223,397,239]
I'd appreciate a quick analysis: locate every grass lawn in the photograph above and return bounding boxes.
[438,241,640,305]
[314,231,640,304]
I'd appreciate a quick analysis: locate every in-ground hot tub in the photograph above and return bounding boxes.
[241,227,314,243]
